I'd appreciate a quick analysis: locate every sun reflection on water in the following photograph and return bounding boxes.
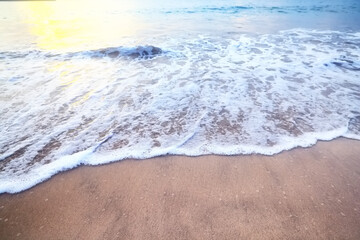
[21,0,144,51]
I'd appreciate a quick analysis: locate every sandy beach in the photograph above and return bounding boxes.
[0,138,360,239]
[1,1,360,239]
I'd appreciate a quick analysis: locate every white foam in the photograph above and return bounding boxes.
[1,29,360,193]
[0,147,95,194]
[0,127,350,194]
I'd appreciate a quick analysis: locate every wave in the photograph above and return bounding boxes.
[0,128,356,194]
[0,45,164,60]
[152,4,359,15]
[79,45,163,59]
[1,29,360,193]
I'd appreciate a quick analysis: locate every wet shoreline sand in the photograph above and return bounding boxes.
[1,138,360,239]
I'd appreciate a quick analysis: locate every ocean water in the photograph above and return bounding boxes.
[1,0,360,193]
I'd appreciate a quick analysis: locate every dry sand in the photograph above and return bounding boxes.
[0,138,360,239]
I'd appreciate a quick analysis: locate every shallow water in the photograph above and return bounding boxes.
[1,0,360,193]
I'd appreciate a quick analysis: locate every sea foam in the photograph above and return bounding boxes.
[1,29,360,193]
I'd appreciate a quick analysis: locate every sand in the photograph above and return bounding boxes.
[0,138,360,239]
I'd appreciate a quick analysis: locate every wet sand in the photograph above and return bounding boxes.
[0,138,360,239]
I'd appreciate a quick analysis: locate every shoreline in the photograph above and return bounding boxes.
[1,138,360,239]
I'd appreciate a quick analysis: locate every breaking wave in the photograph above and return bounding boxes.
[0,45,164,60]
